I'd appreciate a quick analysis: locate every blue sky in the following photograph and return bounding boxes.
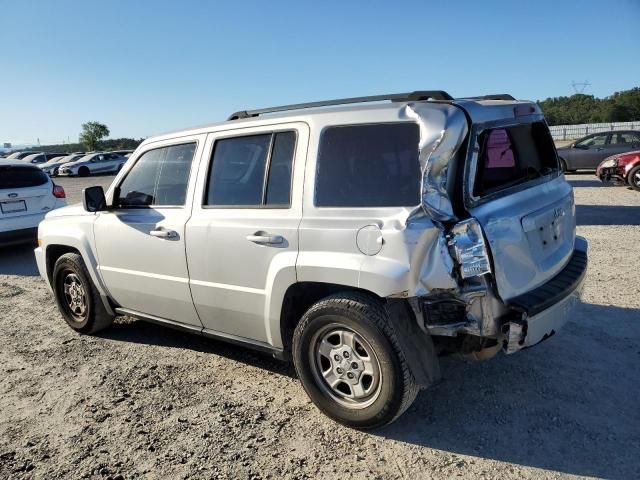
[1,0,639,145]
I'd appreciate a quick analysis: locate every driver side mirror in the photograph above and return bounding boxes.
[83,186,107,212]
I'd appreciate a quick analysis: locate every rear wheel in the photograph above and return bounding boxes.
[559,158,575,173]
[52,167,59,176]
[627,165,640,191]
[78,166,90,177]
[53,253,114,334]
[292,292,418,429]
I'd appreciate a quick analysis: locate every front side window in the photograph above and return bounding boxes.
[117,142,196,207]
[315,123,420,207]
[205,131,296,207]
[576,134,607,148]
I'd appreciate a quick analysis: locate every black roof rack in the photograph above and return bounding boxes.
[227,90,454,121]
[464,94,516,101]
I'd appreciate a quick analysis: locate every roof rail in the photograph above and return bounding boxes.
[227,90,454,121]
[464,94,516,101]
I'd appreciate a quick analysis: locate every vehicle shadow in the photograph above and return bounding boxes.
[567,178,605,188]
[576,204,640,226]
[377,302,640,480]
[0,244,39,276]
[99,316,295,378]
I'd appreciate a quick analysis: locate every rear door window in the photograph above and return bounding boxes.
[0,166,49,189]
[474,122,558,197]
[205,131,296,207]
[315,123,420,207]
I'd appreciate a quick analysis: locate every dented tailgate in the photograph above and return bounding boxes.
[469,176,575,300]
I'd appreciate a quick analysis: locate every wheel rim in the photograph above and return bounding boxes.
[62,273,87,321]
[309,323,382,409]
[633,171,640,187]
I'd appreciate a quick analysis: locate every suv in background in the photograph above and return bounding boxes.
[556,130,640,171]
[35,91,587,428]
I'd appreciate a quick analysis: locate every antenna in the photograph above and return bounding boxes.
[571,80,591,94]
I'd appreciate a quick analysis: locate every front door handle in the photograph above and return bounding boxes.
[150,228,178,239]
[246,232,284,245]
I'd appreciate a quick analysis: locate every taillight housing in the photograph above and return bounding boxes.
[52,183,66,199]
[447,218,492,279]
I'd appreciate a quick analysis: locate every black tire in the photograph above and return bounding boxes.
[78,166,90,177]
[52,167,59,177]
[292,292,418,429]
[52,253,114,334]
[559,158,575,173]
[627,165,640,191]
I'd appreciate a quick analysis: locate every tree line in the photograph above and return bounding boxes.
[537,87,640,126]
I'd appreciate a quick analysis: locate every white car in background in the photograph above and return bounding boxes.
[40,153,86,176]
[22,152,67,165]
[58,152,128,177]
[0,160,66,246]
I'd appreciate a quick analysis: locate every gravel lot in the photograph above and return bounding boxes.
[1,173,639,479]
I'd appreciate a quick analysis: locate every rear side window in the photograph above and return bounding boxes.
[0,166,49,189]
[474,122,558,197]
[315,123,420,207]
[205,131,296,207]
[117,143,196,207]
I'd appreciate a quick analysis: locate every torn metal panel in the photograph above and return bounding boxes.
[403,103,469,223]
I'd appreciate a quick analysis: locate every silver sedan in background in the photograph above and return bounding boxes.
[58,152,128,177]
[39,153,85,176]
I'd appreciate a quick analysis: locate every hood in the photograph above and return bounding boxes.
[44,203,91,218]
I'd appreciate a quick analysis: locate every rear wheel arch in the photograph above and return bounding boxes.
[279,282,384,353]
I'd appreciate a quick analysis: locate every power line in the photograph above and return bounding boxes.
[571,80,591,94]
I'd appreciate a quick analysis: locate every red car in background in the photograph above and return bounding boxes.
[596,150,640,191]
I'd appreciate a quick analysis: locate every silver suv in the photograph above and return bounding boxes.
[35,91,588,429]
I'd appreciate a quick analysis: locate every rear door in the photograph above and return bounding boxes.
[464,117,576,301]
[186,123,307,344]
[0,165,55,220]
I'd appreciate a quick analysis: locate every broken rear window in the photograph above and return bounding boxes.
[474,122,558,197]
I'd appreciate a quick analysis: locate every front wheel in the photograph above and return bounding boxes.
[53,253,114,334]
[627,165,640,191]
[559,158,575,173]
[292,292,418,429]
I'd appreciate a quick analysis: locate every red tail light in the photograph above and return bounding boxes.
[52,183,66,199]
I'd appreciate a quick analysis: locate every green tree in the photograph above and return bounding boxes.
[79,121,110,151]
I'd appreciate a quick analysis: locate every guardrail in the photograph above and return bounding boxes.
[548,121,640,141]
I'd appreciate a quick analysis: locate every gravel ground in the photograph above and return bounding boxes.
[1,173,639,480]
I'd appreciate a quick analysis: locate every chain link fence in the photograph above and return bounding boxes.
[549,121,640,141]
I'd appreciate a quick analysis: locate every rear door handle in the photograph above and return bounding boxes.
[150,228,178,239]
[246,232,284,245]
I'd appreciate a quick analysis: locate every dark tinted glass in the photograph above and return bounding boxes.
[206,134,271,206]
[266,131,296,206]
[315,123,420,207]
[118,143,195,207]
[0,166,49,188]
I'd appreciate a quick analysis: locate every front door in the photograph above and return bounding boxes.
[573,133,610,168]
[94,137,204,326]
[186,123,307,345]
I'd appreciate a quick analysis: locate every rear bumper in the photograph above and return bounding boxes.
[503,236,588,353]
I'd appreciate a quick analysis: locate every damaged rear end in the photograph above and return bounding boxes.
[399,98,587,359]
